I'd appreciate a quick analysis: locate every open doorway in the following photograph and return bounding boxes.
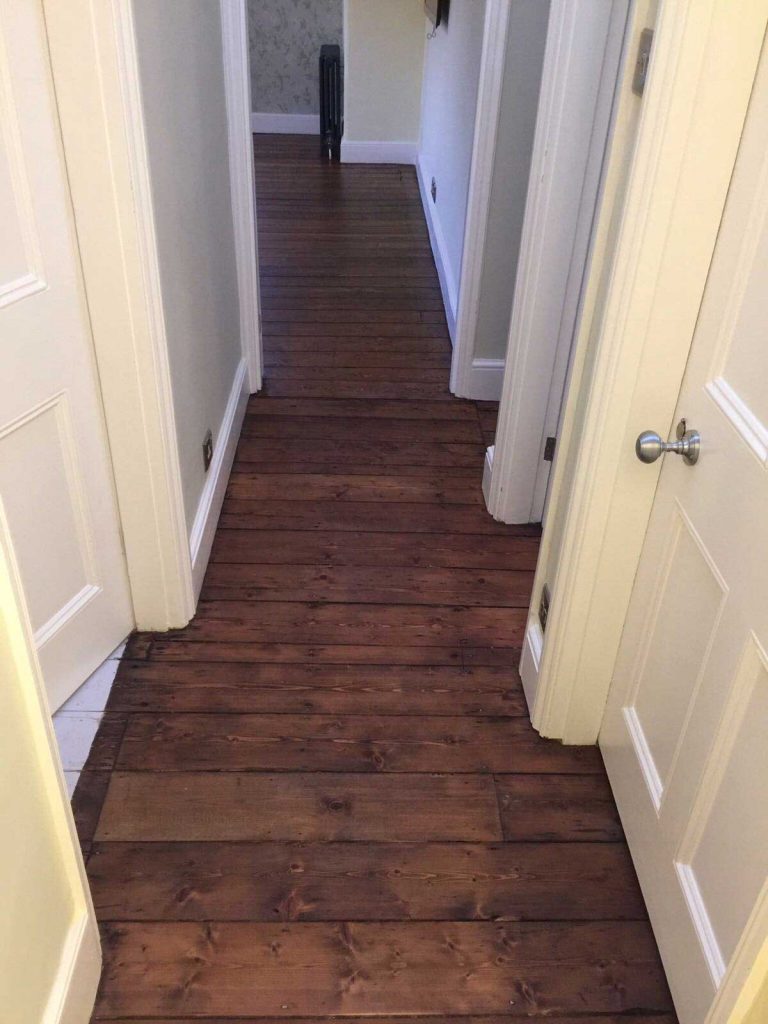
[247,0,344,136]
[454,1,631,526]
[328,0,632,530]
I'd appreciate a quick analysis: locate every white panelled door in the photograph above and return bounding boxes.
[0,0,133,710]
[600,41,768,1024]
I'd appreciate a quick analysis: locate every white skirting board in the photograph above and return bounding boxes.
[519,617,544,716]
[467,357,505,401]
[341,140,418,165]
[251,112,319,134]
[47,915,101,1024]
[415,156,458,343]
[189,359,249,599]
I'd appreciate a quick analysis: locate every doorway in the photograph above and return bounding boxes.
[486,0,630,525]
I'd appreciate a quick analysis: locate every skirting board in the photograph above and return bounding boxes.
[466,357,505,401]
[416,155,457,343]
[519,617,544,716]
[189,359,249,599]
[251,112,319,134]
[46,915,101,1024]
[341,140,418,165]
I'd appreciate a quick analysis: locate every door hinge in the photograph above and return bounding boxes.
[632,28,654,96]
[543,436,557,462]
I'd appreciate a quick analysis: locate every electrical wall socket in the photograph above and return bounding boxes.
[202,429,213,472]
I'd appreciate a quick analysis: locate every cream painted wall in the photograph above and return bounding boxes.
[474,0,550,360]
[132,1,242,532]
[343,0,426,145]
[418,0,486,312]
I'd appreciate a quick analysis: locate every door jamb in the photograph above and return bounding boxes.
[220,0,263,395]
[449,0,511,399]
[524,0,768,744]
[44,0,262,630]
[487,0,629,524]
[44,0,195,629]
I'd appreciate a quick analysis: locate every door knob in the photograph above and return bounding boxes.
[635,419,700,465]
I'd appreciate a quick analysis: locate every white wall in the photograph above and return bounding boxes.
[418,0,487,324]
[474,0,550,360]
[132,1,243,534]
[342,0,426,161]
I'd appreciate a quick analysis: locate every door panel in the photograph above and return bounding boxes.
[628,508,726,803]
[0,509,101,1021]
[0,399,96,635]
[680,637,768,966]
[601,38,768,1024]
[0,0,133,710]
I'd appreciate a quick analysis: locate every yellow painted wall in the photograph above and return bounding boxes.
[343,0,426,144]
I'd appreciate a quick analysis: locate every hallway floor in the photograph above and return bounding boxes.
[74,135,675,1021]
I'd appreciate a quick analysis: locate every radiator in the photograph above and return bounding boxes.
[319,44,343,162]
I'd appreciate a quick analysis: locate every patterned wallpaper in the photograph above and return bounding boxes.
[248,0,343,114]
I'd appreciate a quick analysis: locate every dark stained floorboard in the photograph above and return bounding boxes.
[108,661,530,717]
[95,921,671,1018]
[77,134,674,1021]
[87,841,647,922]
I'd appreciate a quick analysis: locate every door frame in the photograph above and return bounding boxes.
[42,0,262,632]
[524,0,768,745]
[485,0,629,523]
[521,5,768,1017]
[451,0,626,424]
[449,0,512,397]
[0,501,101,1022]
[220,0,263,396]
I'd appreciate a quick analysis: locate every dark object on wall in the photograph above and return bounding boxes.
[319,44,343,162]
[425,0,449,28]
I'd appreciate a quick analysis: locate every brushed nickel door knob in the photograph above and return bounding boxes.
[636,419,700,465]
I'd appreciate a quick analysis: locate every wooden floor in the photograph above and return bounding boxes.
[75,134,675,1022]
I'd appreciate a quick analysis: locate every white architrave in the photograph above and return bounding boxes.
[44,0,264,630]
[527,0,768,744]
[449,0,512,397]
[488,0,628,524]
[44,0,196,630]
[221,0,263,394]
